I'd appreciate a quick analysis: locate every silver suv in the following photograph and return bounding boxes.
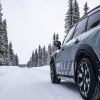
[50,6,100,100]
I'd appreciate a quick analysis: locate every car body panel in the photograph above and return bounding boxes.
[51,25,100,81]
[50,6,100,99]
[51,5,100,82]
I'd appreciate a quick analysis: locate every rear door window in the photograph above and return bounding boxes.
[73,18,87,38]
[87,11,100,30]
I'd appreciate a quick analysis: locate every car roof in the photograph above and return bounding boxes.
[80,5,100,21]
[65,6,100,35]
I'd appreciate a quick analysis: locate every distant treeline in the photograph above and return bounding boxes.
[0,3,19,66]
[27,33,59,67]
[27,0,89,67]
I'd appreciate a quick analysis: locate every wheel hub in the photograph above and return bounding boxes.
[77,61,90,97]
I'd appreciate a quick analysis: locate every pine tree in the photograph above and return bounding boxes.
[42,46,47,65]
[0,3,2,23]
[0,3,4,59]
[8,42,15,66]
[53,33,56,42]
[52,33,59,53]
[29,57,32,67]
[15,54,19,66]
[2,19,9,65]
[65,0,74,33]
[31,50,35,67]
[34,49,38,67]
[13,54,15,65]
[38,45,42,66]
[47,44,52,64]
[73,0,80,25]
[84,2,89,15]
[56,33,59,41]
[0,3,9,65]
[27,61,30,67]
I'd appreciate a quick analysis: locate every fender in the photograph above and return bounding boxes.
[74,44,100,82]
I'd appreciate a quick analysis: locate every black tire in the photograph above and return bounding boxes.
[77,58,96,100]
[50,61,61,83]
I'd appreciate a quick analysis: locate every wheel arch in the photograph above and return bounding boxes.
[74,44,99,83]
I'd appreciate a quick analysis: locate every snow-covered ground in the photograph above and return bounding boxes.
[0,66,83,100]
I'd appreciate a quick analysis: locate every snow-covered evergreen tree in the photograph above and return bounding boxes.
[84,2,89,15]
[53,33,56,42]
[26,61,30,67]
[65,0,74,33]
[0,3,9,65]
[15,54,19,66]
[73,0,80,25]
[0,3,2,23]
[42,46,47,65]
[65,0,80,34]
[38,45,43,66]
[56,33,59,41]
[8,42,15,66]
[52,33,59,53]
[0,3,4,60]
[29,57,33,67]
[47,44,52,64]
[13,54,16,66]
[34,49,38,67]
[27,45,48,67]
[26,33,60,67]
[31,51,35,67]
[47,33,60,64]
[2,19,9,65]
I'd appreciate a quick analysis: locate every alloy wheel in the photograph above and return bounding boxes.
[77,61,90,98]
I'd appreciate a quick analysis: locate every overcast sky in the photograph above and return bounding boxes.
[1,0,100,64]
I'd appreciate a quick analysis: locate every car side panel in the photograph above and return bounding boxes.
[78,26,100,60]
[53,25,100,79]
[63,26,100,77]
[61,38,78,76]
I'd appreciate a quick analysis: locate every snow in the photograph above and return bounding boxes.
[0,66,83,100]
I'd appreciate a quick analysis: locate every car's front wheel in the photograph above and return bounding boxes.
[77,58,96,100]
[50,62,61,83]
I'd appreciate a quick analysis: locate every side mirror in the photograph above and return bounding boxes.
[54,41,61,50]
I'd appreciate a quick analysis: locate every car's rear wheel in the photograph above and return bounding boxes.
[50,62,61,83]
[77,58,96,100]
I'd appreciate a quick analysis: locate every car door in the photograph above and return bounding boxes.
[58,26,76,76]
[59,17,88,76]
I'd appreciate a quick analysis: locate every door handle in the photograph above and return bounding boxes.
[75,39,79,44]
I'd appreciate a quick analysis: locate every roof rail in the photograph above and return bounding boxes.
[82,5,100,17]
